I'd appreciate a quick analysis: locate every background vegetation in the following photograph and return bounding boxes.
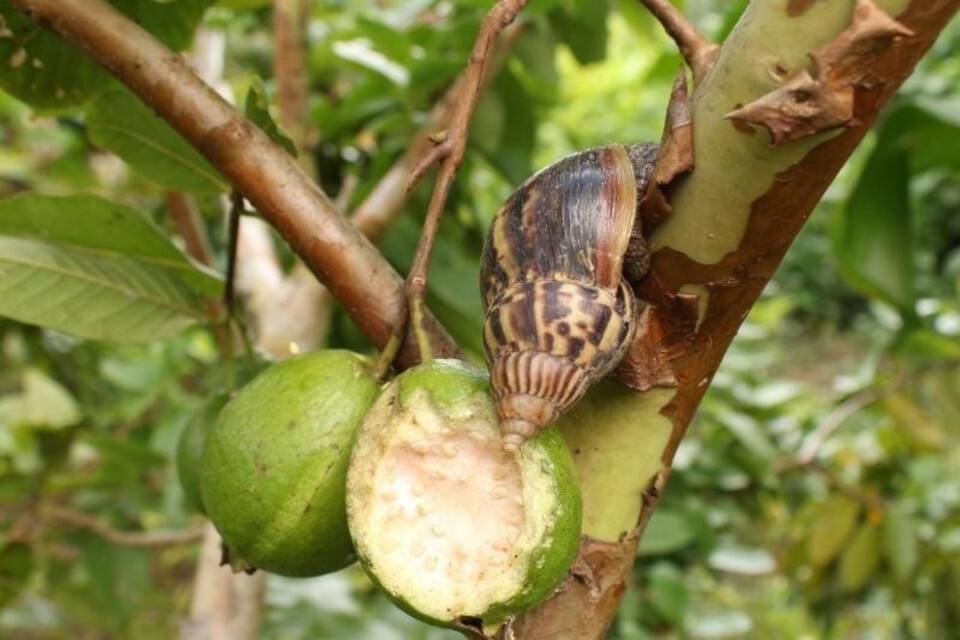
[0,0,958,638]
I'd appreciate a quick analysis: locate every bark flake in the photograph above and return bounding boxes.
[725,0,913,146]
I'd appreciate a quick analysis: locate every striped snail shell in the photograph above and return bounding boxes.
[480,143,659,448]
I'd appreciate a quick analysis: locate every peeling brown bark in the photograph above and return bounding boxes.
[727,0,914,145]
[11,0,459,369]
[647,0,958,467]
[500,536,638,640]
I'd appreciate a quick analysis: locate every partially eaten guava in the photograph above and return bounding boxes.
[346,359,582,627]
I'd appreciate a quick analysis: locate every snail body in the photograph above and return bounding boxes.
[480,143,659,448]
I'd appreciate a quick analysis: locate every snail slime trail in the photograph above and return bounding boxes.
[347,360,581,626]
[480,143,658,447]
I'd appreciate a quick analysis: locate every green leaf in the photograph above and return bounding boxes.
[549,0,611,65]
[637,509,696,556]
[616,0,659,40]
[0,541,32,608]
[244,81,298,157]
[480,70,537,185]
[897,327,960,361]
[838,523,881,592]
[713,407,778,461]
[0,193,221,296]
[807,496,860,568]
[18,369,82,430]
[513,25,560,100]
[833,127,915,314]
[112,0,216,51]
[218,0,270,7]
[708,544,776,576]
[79,536,151,625]
[884,501,919,582]
[648,563,689,625]
[86,86,227,193]
[0,194,219,342]
[0,0,214,110]
[892,98,960,174]
[0,236,203,343]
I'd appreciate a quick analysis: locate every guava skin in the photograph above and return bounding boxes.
[200,350,380,577]
[347,358,582,627]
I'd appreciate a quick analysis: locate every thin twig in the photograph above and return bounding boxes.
[795,389,882,465]
[638,0,719,83]
[44,505,205,548]
[167,192,214,265]
[333,173,359,212]
[350,22,523,240]
[224,191,244,315]
[272,0,311,152]
[767,388,885,473]
[395,0,530,363]
[166,191,233,359]
[405,141,451,194]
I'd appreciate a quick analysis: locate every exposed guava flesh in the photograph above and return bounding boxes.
[347,360,581,625]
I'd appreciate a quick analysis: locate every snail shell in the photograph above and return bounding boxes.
[480,143,658,448]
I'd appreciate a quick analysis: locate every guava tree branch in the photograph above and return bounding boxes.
[183,523,265,640]
[42,505,206,548]
[503,1,958,638]
[273,0,311,151]
[10,0,458,368]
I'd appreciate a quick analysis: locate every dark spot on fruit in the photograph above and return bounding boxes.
[458,615,483,629]
[556,322,570,336]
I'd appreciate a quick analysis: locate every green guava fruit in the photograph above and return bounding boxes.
[176,394,228,515]
[346,359,582,627]
[200,349,380,577]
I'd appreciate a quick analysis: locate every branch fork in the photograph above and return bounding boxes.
[377,0,531,373]
[638,0,719,83]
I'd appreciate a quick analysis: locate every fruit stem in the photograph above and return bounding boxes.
[374,333,403,381]
[409,295,434,363]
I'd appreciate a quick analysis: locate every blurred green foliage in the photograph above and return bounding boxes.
[0,0,958,638]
